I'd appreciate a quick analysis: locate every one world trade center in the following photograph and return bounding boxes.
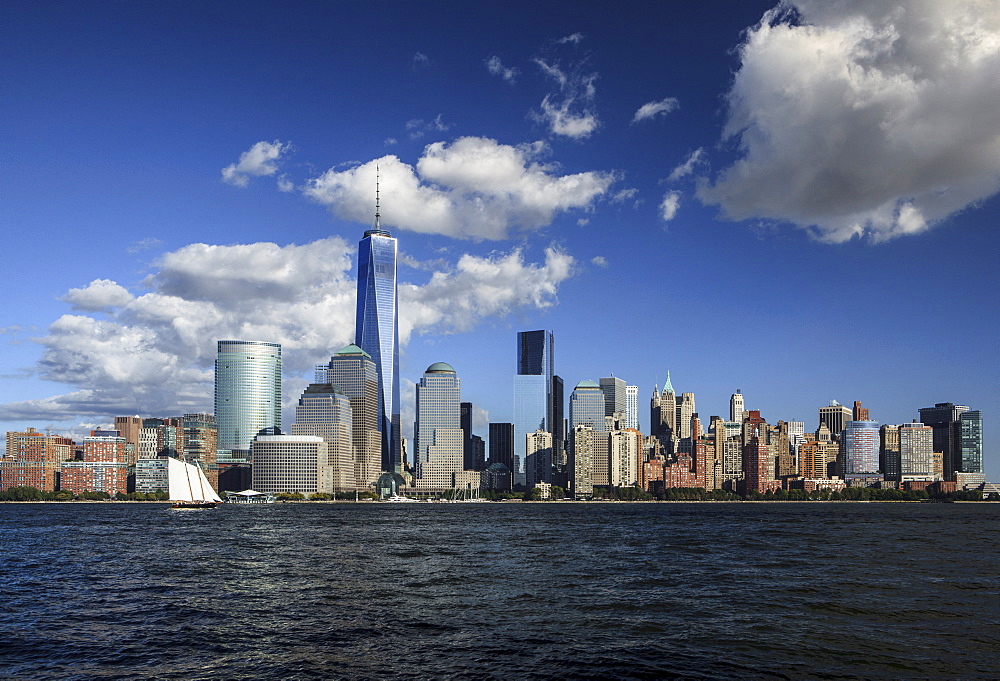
[355,183,401,472]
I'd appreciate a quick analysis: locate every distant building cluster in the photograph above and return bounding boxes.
[0,222,991,500]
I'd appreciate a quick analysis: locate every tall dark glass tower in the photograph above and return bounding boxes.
[514,330,563,484]
[355,181,401,472]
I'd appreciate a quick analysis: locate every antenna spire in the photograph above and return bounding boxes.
[375,164,381,229]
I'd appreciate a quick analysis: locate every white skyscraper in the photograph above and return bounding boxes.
[625,385,639,431]
[730,390,745,424]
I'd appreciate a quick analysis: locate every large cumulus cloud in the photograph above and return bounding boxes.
[699,0,1000,242]
[1,238,574,422]
[303,137,613,240]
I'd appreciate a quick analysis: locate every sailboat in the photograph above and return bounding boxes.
[167,457,222,509]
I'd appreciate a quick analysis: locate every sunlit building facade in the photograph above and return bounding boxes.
[414,362,463,490]
[215,340,282,462]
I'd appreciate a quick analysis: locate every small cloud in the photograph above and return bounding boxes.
[486,55,519,83]
[591,255,607,268]
[221,140,291,188]
[632,97,679,123]
[126,237,164,255]
[667,148,706,182]
[405,115,452,139]
[277,175,294,193]
[611,188,638,203]
[557,33,584,45]
[384,137,398,146]
[533,57,599,139]
[660,191,681,222]
[577,218,589,226]
[412,52,430,67]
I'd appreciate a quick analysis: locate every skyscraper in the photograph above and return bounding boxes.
[355,185,401,472]
[842,420,880,477]
[317,344,382,490]
[215,340,282,462]
[958,410,983,475]
[488,422,515,471]
[818,400,852,439]
[414,362,463,490]
[599,376,627,418]
[650,372,676,452]
[570,380,609,489]
[625,385,639,431]
[899,421,934,480]
[289,383,354,492]
[514,330,562,478]
[919,402,970,479]
[730,390,745,424]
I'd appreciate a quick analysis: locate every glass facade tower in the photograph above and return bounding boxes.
[958,410,983,474]
[415,362,463,490]
[842,420,880,476]
[514,330,562,480]
[215,340,281,462]
[356,228,401,472]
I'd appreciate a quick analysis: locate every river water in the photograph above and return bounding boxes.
[2,502,997,679]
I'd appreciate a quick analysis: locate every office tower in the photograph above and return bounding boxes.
[676,392,696,440]
[570,424,595,498]
[355,199,401,471]
[1,428,74,492]
[730,390,745,424]
[215,340,282,462]
[625,385,639,431]
[114,416,143,465]
[514,330,562,477]
[525,429,553,486]
[958,410,983,475]
[552,376,565,472]
[919,402,970,479]
[414,362,463,490]
[798,439,835,479]
[317,344,383,489]
[141,418,185,459]
[853,401,870,421]
[819,401,853,439]
[842,421,880,477]
[182,413,218,490]
[880,425,901,481]
[460,402,486,471]
[289,383,355,492]
[650,372,676,451]
[771,421,796,479]
[599,376,627,418]
[899,422,934,481]
[488,422,514,472]
[251,434,331,495]
[570,380,609,489]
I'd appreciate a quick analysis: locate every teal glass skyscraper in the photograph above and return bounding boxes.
[355,196,401,471]
[214,340,282,462]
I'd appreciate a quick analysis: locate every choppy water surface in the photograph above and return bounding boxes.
[2,502,997,679]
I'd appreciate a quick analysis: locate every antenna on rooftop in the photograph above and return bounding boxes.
[375,164,381,230]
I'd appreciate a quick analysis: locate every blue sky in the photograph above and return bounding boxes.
[3,1,998,477]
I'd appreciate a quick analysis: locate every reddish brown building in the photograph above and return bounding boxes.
[1,428,75,492]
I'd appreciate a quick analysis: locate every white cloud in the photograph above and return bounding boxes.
[303,136,613,240]
[277,175,294,192]
[412,52,429,66]
[126,237,163,254]
[486,56,519,83]
[667,148,706,182]
[660,191,681,221]
[404,115,452,140]
[698,0,1000,243]
[632,97,679,123]
[61,279,135,311]
[591,255,608,268]
[557,33,584,45]
[384,137,398,146]
[532,58,600,139]
[611,188,638,203]
[0,239,575,423]
[221,140,290,187]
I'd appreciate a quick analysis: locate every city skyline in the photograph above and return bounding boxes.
[2,1,998,478]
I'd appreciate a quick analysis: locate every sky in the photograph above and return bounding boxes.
[2,1,998,478]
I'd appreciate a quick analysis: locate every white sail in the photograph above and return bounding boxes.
[166,457,221,503]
